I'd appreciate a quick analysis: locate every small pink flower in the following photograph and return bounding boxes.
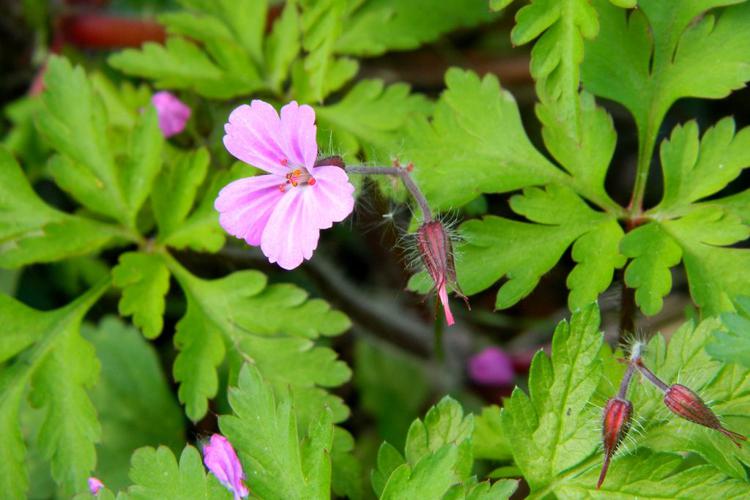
[416,220,468,325]
[88,477,104,495]
[151,91,191,137]
[216,100,355,269]
[202,434,249,500]
[468,347,515,386]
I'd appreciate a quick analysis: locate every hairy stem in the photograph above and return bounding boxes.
[635,360,669,393]
[345,165,433,222]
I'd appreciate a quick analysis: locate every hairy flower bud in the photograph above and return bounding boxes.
[598,397,633,489]
[416,220,468,325]
[664,384,746,447]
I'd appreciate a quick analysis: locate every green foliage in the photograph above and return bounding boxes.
[219,364,334,500]
[84,317,185,491]
[373,397,517,499]
[708,296,750,367]
[0,281,108,497]
[113,252,170,339]
[123,445,230,500]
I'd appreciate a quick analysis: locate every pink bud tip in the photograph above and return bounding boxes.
[151,91,191,138]
[598,398,633,489]
[202,434,250,499]
[664,384,746,447]
[468,347,515,386]
[416,220,468,326]
[88,477,104,495]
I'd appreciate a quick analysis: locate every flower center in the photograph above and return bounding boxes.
[279,166,316,192]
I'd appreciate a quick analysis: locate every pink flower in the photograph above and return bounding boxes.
[151,91,191,137]
[88,477,104,495]
[216,100,355,269]
[468,347,515,386]
[416,220,468,325]
[202,434,249,500]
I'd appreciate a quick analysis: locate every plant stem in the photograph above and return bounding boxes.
[635,360,669,393]
[345,165,433,222]
[616,363,636,400]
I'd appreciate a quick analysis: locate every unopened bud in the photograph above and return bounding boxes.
[598,397,633,489]
[416,220,468,326]
[664,384,746,447]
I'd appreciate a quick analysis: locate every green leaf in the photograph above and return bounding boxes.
[554,450,750,498]
[583,1,750,172]
[500,304,602,490]
[112,252,170,339]
[296,0,355,102]
[337,0,495,57]
[265,0,301,91]
[109,39,261,100]
[708,296,750,367]
[124,445,229,500]
[0,147,117,268]
[472,406,512,461]
[151,148,210,244]
[160,165,232,253]
[0,280,109,496]
[458,185,616,309]
[331,427,364,500]
[655,118,750,212]
[374,397,484,499]
[406,69,565,210]
[219,364,334,500]
[316,80,431,161]
[84,317,184,491]
[166,256,350,422]
[621,222,683,315]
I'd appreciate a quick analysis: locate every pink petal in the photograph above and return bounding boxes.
[468,347,515,386]
[152,91,191,138]
[260,188,321,270]
[223,101,289,175]
[308,166,355,227]
[215,175,285,246]
[203,434,249,499]
[88,477,104,495]
[279,101,318,169]
[438,284,455,326]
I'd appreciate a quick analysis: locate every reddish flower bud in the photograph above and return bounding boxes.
[416,220,468,325]
[664,384,746,447]
[598,397,633,489]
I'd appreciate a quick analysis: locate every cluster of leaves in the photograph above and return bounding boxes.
[476,304,750,496]
[407,0,750,318]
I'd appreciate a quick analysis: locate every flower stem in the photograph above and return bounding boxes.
[635,360,669,392]
[346,165,433,222]
[616,363,636,400]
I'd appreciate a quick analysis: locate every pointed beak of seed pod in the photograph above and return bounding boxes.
[598,397,633,489]
[664,384,746,447]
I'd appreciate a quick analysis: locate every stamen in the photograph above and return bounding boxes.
[308,178,316,186]
[280,158,288,166]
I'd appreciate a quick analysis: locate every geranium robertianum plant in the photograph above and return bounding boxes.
[1,0,750,498]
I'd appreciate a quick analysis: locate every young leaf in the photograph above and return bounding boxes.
[336,0,496,57]
[124,445,229,500]
[112,252,170,339]
[708,296,750,368]
[500,304,602,491]
[84,317,185,491]
[0,147,117,268]
[219,364,334,500]
[0,280,108,496]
